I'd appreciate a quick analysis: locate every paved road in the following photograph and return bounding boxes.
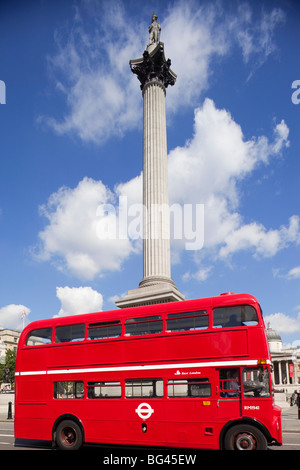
[0,420,298,451]
[0,396,298,451]
[0,420,14,449]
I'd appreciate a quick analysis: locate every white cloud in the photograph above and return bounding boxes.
[34,99,297,279]
[56,286,103,317]
[161,1,229,113]
[41,1,285,143]
[219,216,299,259]
[115,173,142,208]
[40,1,145,144]
[108,292,128,305]
[0,305,30,330]
[182,267,212,282]
[264,312,300,335]
[287,266,300,280]
[33,176,134,280]
[169,100,290,208]
[168,98,293,261]
[234,5,285,64]
[273,264,300,280]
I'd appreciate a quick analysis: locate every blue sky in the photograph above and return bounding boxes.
[0,0,300,346]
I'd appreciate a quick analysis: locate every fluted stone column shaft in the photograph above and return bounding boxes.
[115,39,184,308]
[141,80,171,285]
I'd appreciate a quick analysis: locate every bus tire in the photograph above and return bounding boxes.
[224,424,267,450]
[55,419,83,450]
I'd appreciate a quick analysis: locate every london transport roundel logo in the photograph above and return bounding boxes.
[135,402,154,420]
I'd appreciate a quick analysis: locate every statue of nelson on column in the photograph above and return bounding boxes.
[148,13,161,46]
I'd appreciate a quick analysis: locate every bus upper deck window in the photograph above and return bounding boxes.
[55,324,85,343]
[25,327,52,346]
[125,316,162,336]
[88,321,121,340]
[213,305,258,328]
[166,311,208,332]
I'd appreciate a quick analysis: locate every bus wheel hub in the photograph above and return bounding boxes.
[235,433,256,450]
[61,427,76,445]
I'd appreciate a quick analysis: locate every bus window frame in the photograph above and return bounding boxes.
[87,320,122,341]
[54,381,84,399]
[125,378,164,398]
[87,381,122,399]
[54,323,86,344]
[242,366,271,399]
[21,301,263,350]
[124,315,163,337]
[212,305,259,329]
[25,327,53,347]
[167,378,211,398]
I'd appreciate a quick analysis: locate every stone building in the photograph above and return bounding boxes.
[0,329,20,362]
[267,323,300,391]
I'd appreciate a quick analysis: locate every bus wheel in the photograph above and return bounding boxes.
[224,424,267,450]
[55,420,83,450]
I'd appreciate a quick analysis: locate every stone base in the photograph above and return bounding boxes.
[115,282,185,309]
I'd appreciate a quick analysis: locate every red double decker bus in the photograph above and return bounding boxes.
[14,292,282,450]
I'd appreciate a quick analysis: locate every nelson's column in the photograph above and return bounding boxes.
[116,14,185,308]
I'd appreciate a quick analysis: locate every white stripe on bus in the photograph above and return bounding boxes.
[15,359,270,377]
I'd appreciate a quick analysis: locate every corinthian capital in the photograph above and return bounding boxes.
[130,42,176,91]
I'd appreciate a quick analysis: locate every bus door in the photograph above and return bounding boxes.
[217,368,241,419]
[123,378,166,446]
[241,366,272,417]
[165,374,214,448]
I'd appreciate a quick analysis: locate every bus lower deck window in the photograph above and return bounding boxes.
[168,379,211,398]
[125,379,164,398]
[54,381,84,399]
[87,381,121,398]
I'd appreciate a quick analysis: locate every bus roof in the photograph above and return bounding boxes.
[21,292,260,335]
